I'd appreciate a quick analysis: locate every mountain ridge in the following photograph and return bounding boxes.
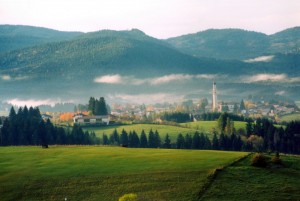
[0,25,299,103]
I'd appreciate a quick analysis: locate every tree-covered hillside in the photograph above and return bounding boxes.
[0,25,299,101]
[166,27,300,60]
[0,25,82,53]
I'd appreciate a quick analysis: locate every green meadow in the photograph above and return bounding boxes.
[180,121,246,132]
[280,113,300,122]
[85,121,247,141]
[202,154,300,201]
[84,123,198,141]
[0,146,247,201]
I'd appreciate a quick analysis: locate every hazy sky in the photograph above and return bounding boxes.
[0,0,299,38]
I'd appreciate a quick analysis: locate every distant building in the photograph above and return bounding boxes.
[42,114,53,121]
[73,113,110,125]
[212,81,218,112]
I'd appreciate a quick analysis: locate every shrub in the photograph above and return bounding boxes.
[119,193,138,201]
[272,152,282,165]
[251,153,268,167]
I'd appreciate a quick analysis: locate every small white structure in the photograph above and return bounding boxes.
[212,81,218,112]
[73,114,110,125]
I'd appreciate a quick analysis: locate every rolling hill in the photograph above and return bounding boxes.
[0,25,299,103]
[0,25,82,53]
[166,27,300,60]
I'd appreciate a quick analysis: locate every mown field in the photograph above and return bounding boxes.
[180,121,246,132]
[201,154,300,201]
[280,113,300,122]
[84,124,198,141]
[85,121,247,141]
[0,146,247,201]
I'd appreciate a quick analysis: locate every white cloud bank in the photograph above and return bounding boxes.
[0,74,30,81]
[94,73,220,85]
[94,74,123,84]
[1,75,11,81]
[244,55,274,63]
[7,98,65,107]
[108,93,184,104]
[242,74,300,83]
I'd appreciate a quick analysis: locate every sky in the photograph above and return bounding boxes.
[0,0,300,39]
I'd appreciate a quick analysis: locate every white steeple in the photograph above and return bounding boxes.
[212,81,217,111]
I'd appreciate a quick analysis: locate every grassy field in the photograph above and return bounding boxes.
[280,113,300,122]
[201,154,300,201]
[180,121,246,133]
[0,146,247,201]
[85,121,247,142]
[84,124,198,142]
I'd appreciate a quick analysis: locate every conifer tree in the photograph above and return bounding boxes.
[140,130,148,148]
[163,134,171,148]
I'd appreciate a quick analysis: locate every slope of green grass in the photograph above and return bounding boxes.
[84,124,198,141]
[280,113,300,122]
[180,121,246,132]
[0,146,247,201]
[202,154,300,201]
[86,121,247,142]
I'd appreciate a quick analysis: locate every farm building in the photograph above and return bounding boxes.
[73,113,110,125]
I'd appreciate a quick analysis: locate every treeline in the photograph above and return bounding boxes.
[245,118,300,154]
[101,129,162,148]
[161,112,193,123]
[99,128,243,151]
[197,112,249,121]
[0,107,99,146]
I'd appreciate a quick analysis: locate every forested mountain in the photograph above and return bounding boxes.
[166,27,300,60]
[0,25,299,103]
[0,25,82,53]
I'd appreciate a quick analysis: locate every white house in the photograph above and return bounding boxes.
[73,114,110,125]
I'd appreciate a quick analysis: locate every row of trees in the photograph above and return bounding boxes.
[161,112,194,123]
[0,107,99,146]
[99,128,243,151]
[102,129,162,148]
[245,118,300,154]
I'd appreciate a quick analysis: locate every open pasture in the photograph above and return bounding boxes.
[0,146,247,201]
[84,123,198,141]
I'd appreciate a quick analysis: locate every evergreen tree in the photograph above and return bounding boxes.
[246,120,253,137]
[111,129,120,145]
[0,118,9,145]
[217,113,229,133]
[88,97,96,114]
[148,129,155,148]
[163,134,171,148]
[204,135,211,149]
[233,103,239,114]
[120,129,128,147]
[129,130,140,148]
[154,130,161,148]
[99,97,108,115]
[184,134,192,149]
[102,134,109,145]
[140,130,148,148]
[240,99,246,111]
[212,132,219,150]
[199,133,206,149]
[219,133,226,150]
[37,120,47,146]
[192,132,201,149]
[176,133,185,149]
